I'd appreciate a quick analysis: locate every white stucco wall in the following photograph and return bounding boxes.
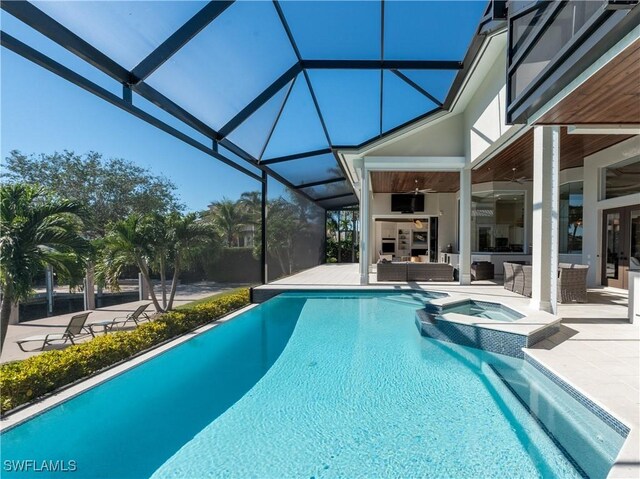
[367,114,465,157]
[464,47,515,166]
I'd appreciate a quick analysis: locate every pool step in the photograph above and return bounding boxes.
[484,361,622,479]
[379,295,432,307]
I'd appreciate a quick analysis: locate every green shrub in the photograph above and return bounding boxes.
[0,289,250,414]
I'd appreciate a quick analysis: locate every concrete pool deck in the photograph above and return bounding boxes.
[1,282,247,364]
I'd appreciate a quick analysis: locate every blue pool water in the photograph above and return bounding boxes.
[1,291,623,478]
[444,299,524,322]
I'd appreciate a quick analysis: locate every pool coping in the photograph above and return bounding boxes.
[0,304,259,433]
[428,294,560,336]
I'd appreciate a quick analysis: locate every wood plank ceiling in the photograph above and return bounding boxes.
[472,128,633,183]
[537,39,640,125]
[370,171,460,193]
[371,128,634,192]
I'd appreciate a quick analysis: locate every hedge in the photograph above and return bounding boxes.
[0,289,250,414]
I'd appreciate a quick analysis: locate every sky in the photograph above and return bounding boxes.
[0,1,485,213]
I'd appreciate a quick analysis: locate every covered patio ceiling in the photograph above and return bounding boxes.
[0,0,492,210]
[473,127,635,184]
[369,127,635,194]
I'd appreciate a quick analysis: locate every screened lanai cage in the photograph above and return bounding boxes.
[1,0,495,283]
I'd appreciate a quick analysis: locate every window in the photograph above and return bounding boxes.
[559,182,583,254]
[603,156,640,200]
[471,192,525,253]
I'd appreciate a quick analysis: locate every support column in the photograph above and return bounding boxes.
[359,165,370,285]
[459,168,472,285]
[531,126,560,314]
[45,265,54,316]
[139,272,150,301]
[83,263,96,310]
[261,171,268,284]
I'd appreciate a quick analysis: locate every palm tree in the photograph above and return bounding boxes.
[165,213,213,310]
[238,191,261,226]
[0,184,90,351]
[146,213,172,309]
[207,198,247,247]
[97,214,164,312]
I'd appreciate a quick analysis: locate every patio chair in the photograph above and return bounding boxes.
[559,264,588,303]
[503,262,515,291]
[471,261,494,281]
[512,263,525,295]
[16,312,93,352]
[89,303,151,334]
[521,265,533,297]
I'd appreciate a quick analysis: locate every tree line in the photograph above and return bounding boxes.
[0,151,324,350]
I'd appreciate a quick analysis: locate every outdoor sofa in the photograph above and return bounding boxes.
[377,262,454,282]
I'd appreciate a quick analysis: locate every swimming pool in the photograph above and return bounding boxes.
[1,291,624,478]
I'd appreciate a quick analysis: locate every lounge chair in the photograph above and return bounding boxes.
[16,312,94,352]
[89,303,151,334]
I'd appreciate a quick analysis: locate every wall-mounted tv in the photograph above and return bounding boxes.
[391,194,425,213]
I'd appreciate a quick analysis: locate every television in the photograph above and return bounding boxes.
[381,242,395,253]
[391,194,424,213]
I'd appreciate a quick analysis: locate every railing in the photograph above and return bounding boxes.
[505,0,639,124]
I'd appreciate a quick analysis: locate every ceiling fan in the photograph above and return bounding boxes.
[505,167,531,185]
[405,179,435,195]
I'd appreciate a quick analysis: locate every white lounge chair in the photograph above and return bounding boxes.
[16,311,94,352]
[89,303,151,334]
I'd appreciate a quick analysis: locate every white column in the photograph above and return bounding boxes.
[83,264,96,310]
[531,126,560,313]
[459,168,472,285]
[359,166,370,285]
[45,265,54,316]
[139,272,150,300]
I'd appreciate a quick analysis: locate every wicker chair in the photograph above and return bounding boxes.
[471,261,494,281]
[377,262,407,281]
[512,263,525,295]
[558,264,588,303]
[503,262,515,291]
[521,265,533,297]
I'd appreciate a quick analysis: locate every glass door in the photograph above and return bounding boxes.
[602,205,640,289]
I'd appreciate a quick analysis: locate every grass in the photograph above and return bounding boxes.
[176,286,251,309]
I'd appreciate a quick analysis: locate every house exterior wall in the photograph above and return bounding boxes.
[370,192,457,263]
[368,114,465,158]
[582,136,640,286]
[463,45,520,167]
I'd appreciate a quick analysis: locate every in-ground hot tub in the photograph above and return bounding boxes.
[443,299,524,322]
[416,296,560,358]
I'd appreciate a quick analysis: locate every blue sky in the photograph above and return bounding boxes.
[1,1,484,213]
